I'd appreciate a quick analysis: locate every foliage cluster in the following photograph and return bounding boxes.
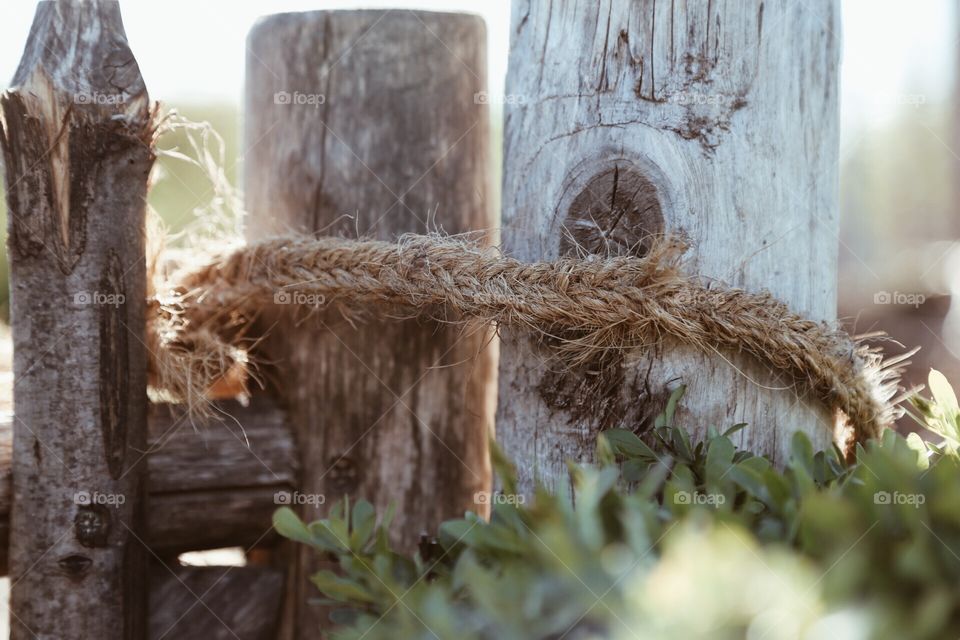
[276,377,960,640]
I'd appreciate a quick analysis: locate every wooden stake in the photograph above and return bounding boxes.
[245,10,494,637]
[0,2,154,637]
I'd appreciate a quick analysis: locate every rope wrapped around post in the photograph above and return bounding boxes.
[149,233,908,448]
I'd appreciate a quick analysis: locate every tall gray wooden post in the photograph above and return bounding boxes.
[497,0,841,493]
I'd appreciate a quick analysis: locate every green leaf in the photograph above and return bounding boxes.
[722,423,749,438]
[602,429,656,459]
[635,456,672,499]
[705,436,735,485]
[906,432,931,470]
[596,430,617,464]
[309,521,349,552]
[671,427,694,462]
[727,458,771,502]
[350,500,376,550]
[790,432,815,472]
[928,369,960,443]
[622,458,650,484]
[326,511,350,545]
[329,608,364,626]
[929,369,959,417]
[310,570,376,603]
[438,519,477,550]
[655,386,687,428]
[327,499,346,522]
[664,385,686,426]
[273,507,313,546]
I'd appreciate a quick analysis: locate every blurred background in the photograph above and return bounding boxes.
[0,0,957,411]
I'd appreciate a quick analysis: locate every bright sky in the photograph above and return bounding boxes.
[0,0,954,132]
[0,0,511,102]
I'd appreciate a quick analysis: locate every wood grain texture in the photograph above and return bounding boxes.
[0,398,295,573]
[245,10,495,637]
[0,2,154,637]
[497,0,841,494]
[148,566,285,640]
[147,397,298,555]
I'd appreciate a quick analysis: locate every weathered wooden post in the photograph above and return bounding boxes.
[0,1,153,637]
[497,0,841,492]
[245,10,494,637]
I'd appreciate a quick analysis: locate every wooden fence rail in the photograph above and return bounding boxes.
[0,398,294,575]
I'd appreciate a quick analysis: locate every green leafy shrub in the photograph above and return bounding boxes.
[276,382,960,640]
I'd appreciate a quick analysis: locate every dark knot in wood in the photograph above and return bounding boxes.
[325,455,360,496]
[560,164,664,258]
[99,251,130,479]
[75,504,111,548]
[58,554,93,579]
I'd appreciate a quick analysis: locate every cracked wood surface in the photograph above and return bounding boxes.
[497,0,841,494]
[148,566,285,640]
[0,1,154,637]
[245,10,495,638]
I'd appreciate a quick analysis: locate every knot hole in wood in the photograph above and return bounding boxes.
[559,164,664,258]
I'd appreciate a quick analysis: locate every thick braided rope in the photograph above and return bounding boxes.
[151,234,904,444]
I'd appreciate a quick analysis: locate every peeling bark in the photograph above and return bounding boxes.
[0,2,154,637]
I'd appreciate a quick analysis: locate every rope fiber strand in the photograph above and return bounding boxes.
[149,233,907,447]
